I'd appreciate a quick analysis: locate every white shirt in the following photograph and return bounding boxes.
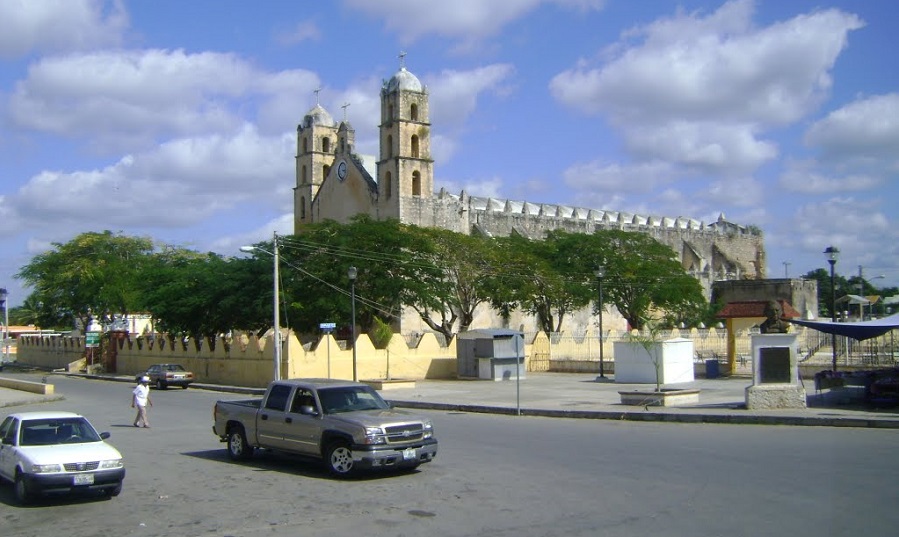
[132,384,150,407]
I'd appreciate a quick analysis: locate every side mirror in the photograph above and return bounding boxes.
[299,405,319,416]
[100,432,111,440]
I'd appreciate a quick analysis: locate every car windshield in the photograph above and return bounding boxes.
[19,417,102,446]
[318,386,390,414]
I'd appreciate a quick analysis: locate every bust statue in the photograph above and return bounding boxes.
[759,300,790,334]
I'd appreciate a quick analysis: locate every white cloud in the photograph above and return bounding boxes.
[426,64,516,131]
[0,0,128,59]
[779,160,881,194]
[548,0,863,176]
[792,197,895,262]
[345,0,603,48]
[274,20,322,46]
[437,176,505,199]
[6,126,293,235]
[805,93,899,163]
[562,159,678,194]
[8,49,321,150]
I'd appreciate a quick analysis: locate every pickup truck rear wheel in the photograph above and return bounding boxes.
[325,441,355,477]
[227,426,254,461]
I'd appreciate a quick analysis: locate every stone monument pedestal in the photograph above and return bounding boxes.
[745,333,807,410]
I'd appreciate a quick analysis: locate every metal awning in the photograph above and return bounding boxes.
[788,313,899,341]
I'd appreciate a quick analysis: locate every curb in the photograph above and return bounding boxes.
[385,400,899,428]
[38,372,899,429]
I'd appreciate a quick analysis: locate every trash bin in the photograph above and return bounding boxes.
[706,359,720,379]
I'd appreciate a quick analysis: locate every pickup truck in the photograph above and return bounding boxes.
[212,379,437,476]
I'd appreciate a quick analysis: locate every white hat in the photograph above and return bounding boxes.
[140,376,150,382]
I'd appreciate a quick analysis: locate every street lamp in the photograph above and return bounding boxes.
[824,246,839,372]
[240,233,281,381]
[0,288,8,365]
[594,266,606,380]
[348,266,358,382]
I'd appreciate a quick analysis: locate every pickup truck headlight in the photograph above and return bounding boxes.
[362,427,387,445]
[99,459,124,469]
[30,463,63,473]
[422,420,433,439]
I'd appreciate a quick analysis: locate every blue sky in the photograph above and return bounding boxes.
[1,0,897,308]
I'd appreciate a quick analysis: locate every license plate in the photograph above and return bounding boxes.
[402,448,416,460]
[74,473,94,486]
[173,374,184,379]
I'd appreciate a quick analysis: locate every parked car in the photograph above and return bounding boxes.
[0,411,125,504]
[142,363,195,389]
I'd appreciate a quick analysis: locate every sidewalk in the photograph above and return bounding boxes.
[2,369,898,428]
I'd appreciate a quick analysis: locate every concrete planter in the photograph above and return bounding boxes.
[618,388,701,407]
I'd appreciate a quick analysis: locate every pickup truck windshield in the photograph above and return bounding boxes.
[318,386,390,414]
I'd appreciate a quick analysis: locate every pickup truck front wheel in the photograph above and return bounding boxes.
[325,441,355,477]
[227,426,254,461]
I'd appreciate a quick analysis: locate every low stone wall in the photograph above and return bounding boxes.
[16,331,465,388]
[0,376,55,395]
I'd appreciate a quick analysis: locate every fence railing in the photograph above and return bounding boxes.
[534,327,899,372]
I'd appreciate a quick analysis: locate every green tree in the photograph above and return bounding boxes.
[803,268,850,318]
[551,230,706,330]
[16,231,156,331]
[404,227,499,340]
[138,250,255,349]
[485,233,592,333]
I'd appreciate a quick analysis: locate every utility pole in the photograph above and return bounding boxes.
[783,261,791,278]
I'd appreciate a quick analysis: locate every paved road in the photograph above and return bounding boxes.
[1,374,898,537]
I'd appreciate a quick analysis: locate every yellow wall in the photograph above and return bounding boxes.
[17,331,462,388]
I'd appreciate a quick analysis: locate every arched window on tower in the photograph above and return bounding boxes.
[385,171,392,198]
[412,171,421,196]
[410,103,418,121]
[411,135,419,158]
[302,137,308,153]
[387,134,393,158]
[340,138,345,153]
[388,104,394,122]
[323,164,330,179]
[300,196,306,219]
[322,137,331,153]
[301,165,307,184]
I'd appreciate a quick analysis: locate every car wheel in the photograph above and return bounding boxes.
[14,471,33,505]
[325,441,355,477]
[181,384,189,389]
[227,426,254,461]
[156,379,167,390]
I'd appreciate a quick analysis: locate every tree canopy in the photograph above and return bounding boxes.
[15,224,722,339]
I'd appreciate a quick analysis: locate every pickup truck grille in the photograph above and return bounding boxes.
[384,424,423,443]
[64,461,100,472]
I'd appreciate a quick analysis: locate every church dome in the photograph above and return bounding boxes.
[303,104,336,127]
[386,67,423,92]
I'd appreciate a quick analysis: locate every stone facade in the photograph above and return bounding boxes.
[293,60,767,333]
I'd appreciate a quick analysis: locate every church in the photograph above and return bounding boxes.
[293,58,766,333]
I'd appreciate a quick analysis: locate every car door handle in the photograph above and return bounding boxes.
[285,417,293,424]
[261,414,268,421]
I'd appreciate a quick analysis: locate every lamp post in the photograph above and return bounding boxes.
[0,288,8,365]
[594,266,606,380]
[824,246,839,372]
[240,233,281,381]
[348,266,358,382]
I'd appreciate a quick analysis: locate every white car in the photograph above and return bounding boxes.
[0,411,125,504]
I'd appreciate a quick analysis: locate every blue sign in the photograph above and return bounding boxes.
[319,322,336,330]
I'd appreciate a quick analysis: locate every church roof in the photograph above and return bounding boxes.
[386,66,423,92]
[303,104,335,127]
